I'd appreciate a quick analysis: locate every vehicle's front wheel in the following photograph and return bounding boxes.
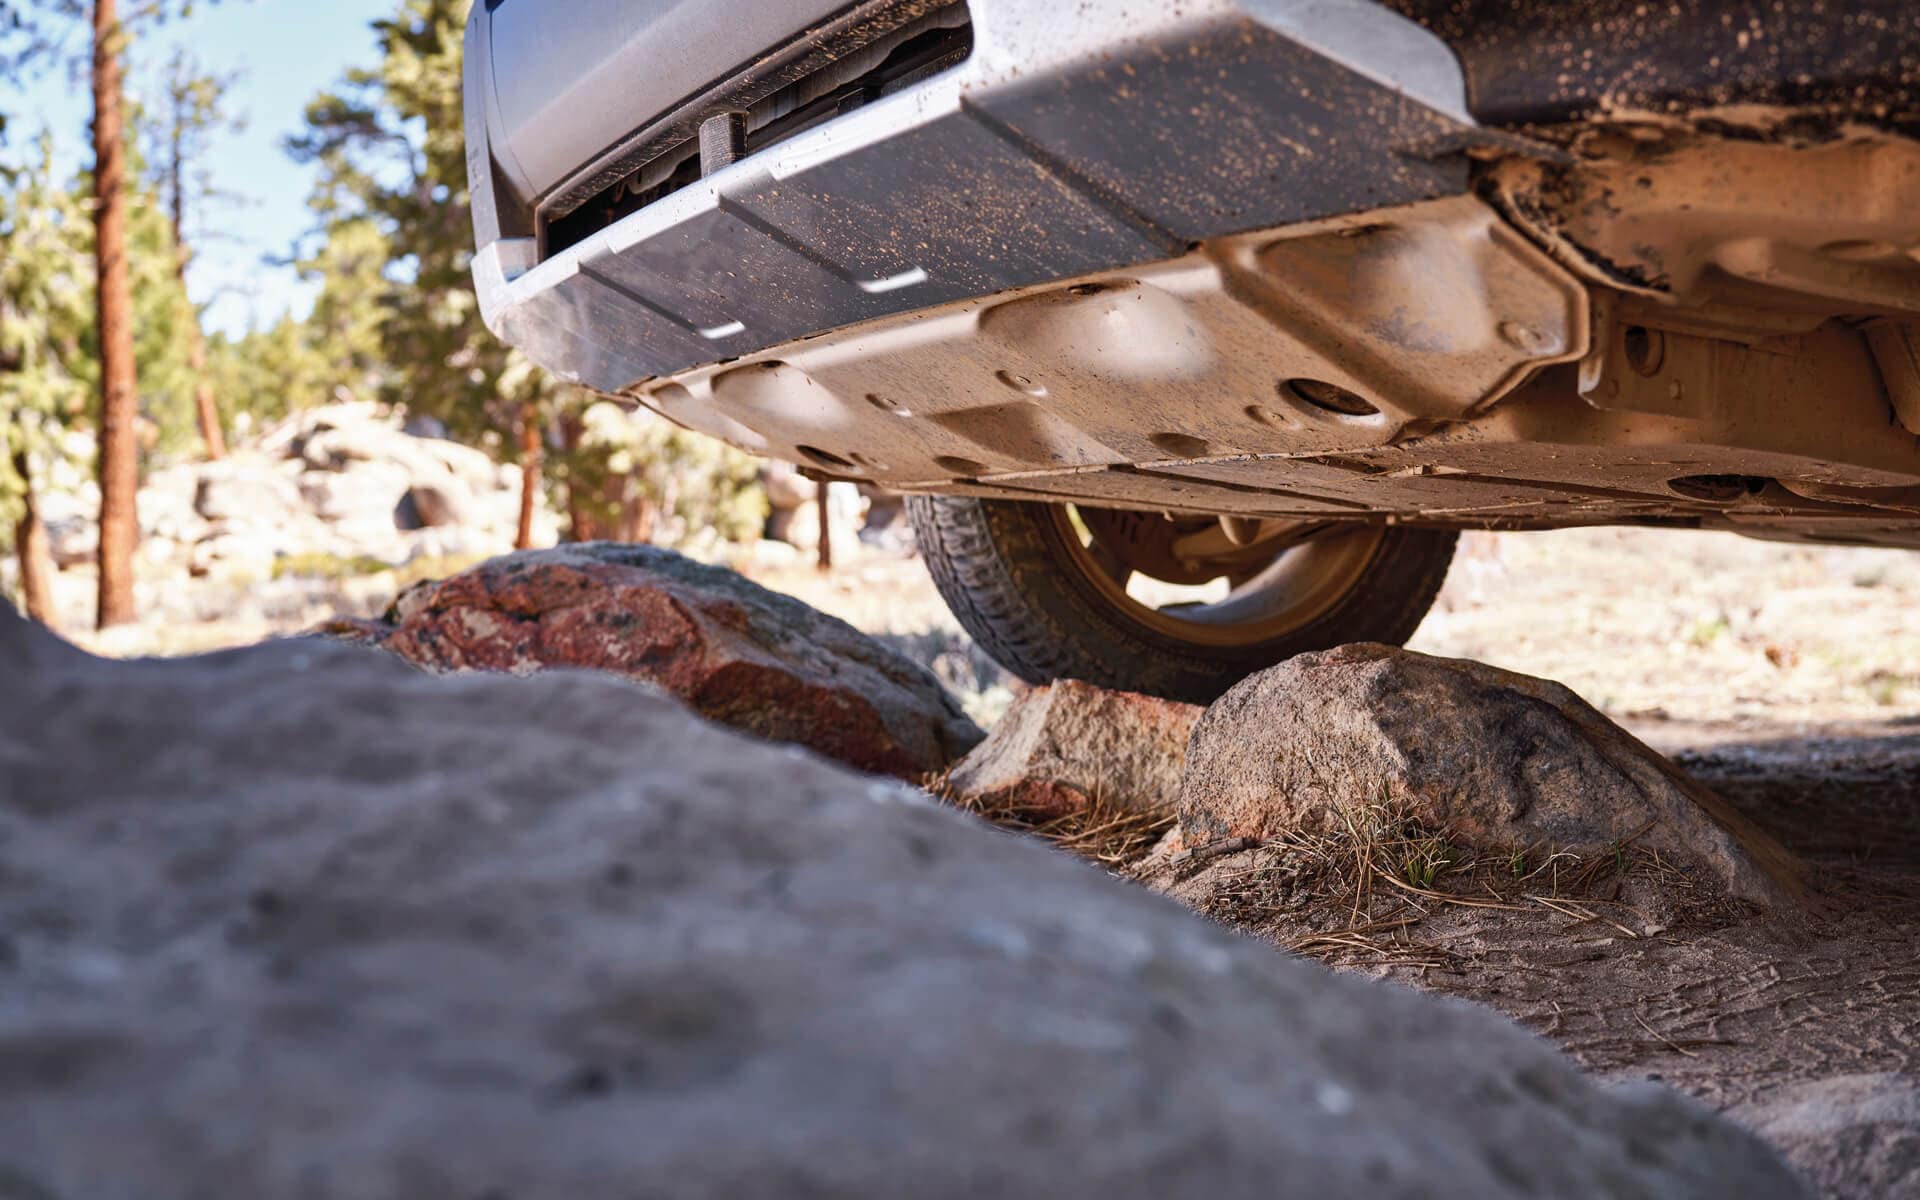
[907,495,1457,704]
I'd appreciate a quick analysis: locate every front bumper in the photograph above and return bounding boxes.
[465,0,1484,394]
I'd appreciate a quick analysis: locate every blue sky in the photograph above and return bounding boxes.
[8,0,400,337]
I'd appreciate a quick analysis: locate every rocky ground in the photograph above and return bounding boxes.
[22,403,561,655]
[314,539,1920,1198]
[0,589,1813,1200]
[750,524,1920,737]
[12,427,1920,1194]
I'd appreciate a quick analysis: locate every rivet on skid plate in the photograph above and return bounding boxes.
[994,370,1048,398]
[1498,321,1550,353]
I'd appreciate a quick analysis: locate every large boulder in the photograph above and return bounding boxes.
[325,542,983,778]
[299,460,413,524]
[766,476,864,553]
[295,407,504,506]
[1179,644,1802,906]
[0,604,1806,1200]
[409,435,506,493]
[187,527,282,580]
[942,678,1200,819]
[299,420,416,474]
[193,457,305,525]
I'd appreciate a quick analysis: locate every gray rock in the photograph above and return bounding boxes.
[299,421,407,472]
[1732,1074,1920,1199]
[773,479,864,552]
[299,461,412,523]
[187,528,282,579]
[193,460,305,524]
[42,513,96,568]
[409,437,503,492]
[760,459,815,511]
[0,604,1807,1200]
[1179,644,1803,906]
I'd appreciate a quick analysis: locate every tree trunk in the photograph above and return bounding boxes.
[559,410,591,541]
[515,406,541,550]
[92,0,139,629]
[12,447,56,628]
[627,496,657,545]
[815,479,833,571]
[167,93,225,462]
[191,371,225,460]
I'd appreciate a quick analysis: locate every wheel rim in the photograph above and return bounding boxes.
[1048,505,1386,648]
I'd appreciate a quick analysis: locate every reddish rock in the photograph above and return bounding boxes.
[942,679,1201,820]
[327,543,982,778]
[1179,644,1804,906]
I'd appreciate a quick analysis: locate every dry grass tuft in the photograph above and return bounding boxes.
[1193,792,1664,969]
[924,772,1699,968]
[924,773,1176,868]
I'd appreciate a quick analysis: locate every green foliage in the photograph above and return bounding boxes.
[559,402,768,549]
[145,45,245,240]
[286,0,768,550]
[0,134,92,528]
[1397,834,1455,890]
[0,128,196,522]
[200,208,395,431]
[0,1,220,84]
[3,0,771,573]
[202,315,332,431]
[272,548,483,587]
[115,153,201,456]
[288,0,556,456]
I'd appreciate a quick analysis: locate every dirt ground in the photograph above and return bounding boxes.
[770,525,1920,1181]
[1134,788,1920,1114]
[756,525,1920,733]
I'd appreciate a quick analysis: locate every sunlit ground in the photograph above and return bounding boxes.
[29,524,1920,736]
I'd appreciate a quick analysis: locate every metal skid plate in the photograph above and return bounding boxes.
[636,189,1920,544]
[640,195,1590,486]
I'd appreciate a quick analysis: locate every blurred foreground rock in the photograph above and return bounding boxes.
[1180,644,1803,906]
[325,542,983,778]
[1731,1074,1920,1199]
[0,603,1806,1200]
[941,678,1199,819]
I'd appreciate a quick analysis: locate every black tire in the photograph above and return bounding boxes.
[908,495,1458,704]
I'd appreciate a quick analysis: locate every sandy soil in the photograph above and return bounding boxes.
[751,525,1920,733]
[55,523,1920,734]
[1134,780,1920,1113]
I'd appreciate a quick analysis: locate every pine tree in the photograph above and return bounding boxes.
[1,0,214,628]
[289,0,556,549]
[0,136,92,627]
[147,46,240,460]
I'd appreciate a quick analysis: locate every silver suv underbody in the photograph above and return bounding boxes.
[466,0,1920,698]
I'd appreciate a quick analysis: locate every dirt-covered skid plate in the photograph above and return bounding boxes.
[643,196,1590,490]
[467,0,1486,392]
